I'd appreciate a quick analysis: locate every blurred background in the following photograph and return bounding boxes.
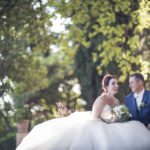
[0,0,150,149]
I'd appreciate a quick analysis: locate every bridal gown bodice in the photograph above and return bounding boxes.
[16,105,150,150]
[100,104,112,119]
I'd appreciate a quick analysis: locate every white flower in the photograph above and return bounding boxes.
[112,105,131,122]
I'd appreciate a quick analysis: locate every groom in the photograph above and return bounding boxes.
[125,73,150,130]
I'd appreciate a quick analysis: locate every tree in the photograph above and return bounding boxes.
[55,0,150,109]
[0,0,55,133]
[0,1,83,135]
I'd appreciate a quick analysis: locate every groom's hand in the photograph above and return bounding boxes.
[147,124,150,131]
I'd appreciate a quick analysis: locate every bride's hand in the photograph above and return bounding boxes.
[103,114,119,123]
[110,114,120,123]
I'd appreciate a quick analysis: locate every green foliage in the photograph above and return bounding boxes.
[0,0,54,98]
[0,114,8,137]
[55,0,150,107]
[14,107,31,122]
[0,133,16,150]
[0,0,83,144]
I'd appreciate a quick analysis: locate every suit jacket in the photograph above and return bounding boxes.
[125,90,150,126]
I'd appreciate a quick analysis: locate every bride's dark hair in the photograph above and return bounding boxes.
[102,74,117,93]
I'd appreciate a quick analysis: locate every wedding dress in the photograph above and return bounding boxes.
[16,105,150,150]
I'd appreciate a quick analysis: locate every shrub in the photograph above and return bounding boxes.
[0,132,16,150]
[14,108,31,122]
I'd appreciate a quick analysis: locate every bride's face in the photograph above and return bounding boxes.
[106,78,119,95]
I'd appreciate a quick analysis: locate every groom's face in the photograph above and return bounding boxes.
[129,76,143,93]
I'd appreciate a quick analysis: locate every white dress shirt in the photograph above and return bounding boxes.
[134,88,145,110]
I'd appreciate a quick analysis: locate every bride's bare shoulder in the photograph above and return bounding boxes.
[92,95,107,113]
[93,94,107,105]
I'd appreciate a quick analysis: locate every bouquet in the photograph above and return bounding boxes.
[112,105,132,122]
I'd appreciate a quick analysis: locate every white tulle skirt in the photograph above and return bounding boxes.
[16,111,150,150]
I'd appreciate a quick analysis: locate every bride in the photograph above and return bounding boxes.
[16,74,150,150]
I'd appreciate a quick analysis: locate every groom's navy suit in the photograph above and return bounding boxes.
[125,90,150,126]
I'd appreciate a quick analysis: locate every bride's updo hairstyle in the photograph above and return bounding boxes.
[102,74,117,93]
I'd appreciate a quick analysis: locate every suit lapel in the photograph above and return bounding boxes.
[141,90,148,104]
[139,90,148,114]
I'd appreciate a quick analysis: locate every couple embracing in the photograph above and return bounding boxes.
[93,73,150,130]
[17,73,150,150]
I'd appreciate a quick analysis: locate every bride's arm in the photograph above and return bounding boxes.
[92,96,119,123]
[92,96,105,119]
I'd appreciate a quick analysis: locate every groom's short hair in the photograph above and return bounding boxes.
[130,73,144,82]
